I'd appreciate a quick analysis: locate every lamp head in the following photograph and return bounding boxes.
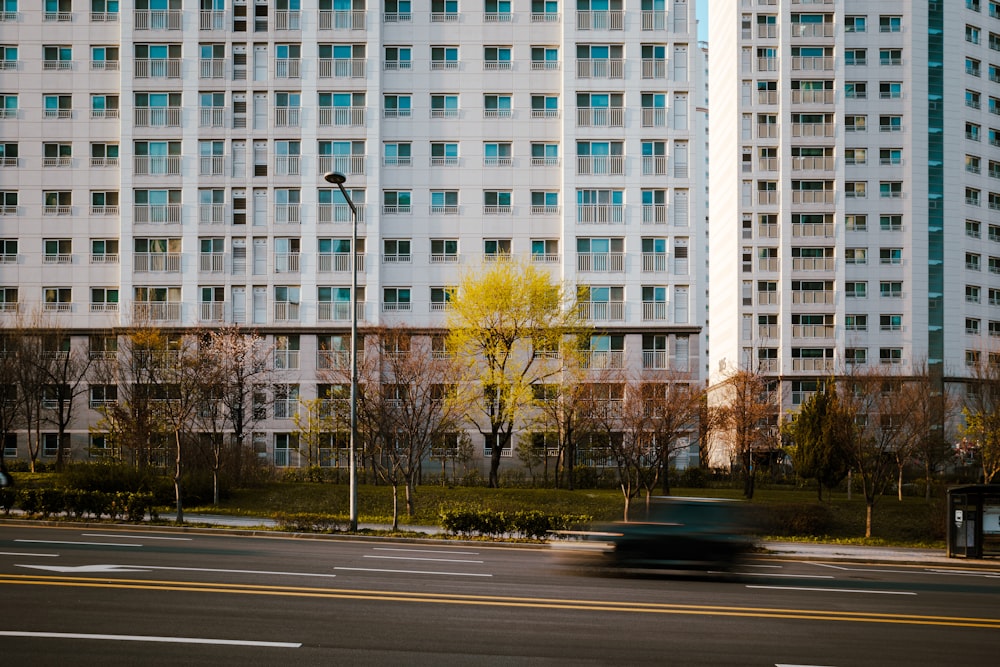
[323,171,348,185]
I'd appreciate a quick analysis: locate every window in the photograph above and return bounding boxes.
[384,46,412,70]
[845,282,867,299]
[845,49,866,66]
[484,94,512,118]
[383,287,411,311]
[432,0,458,21]
[578,141,624,175]
[991,160,1000,178]
[43,287,72,311]
[844,148,867,165]
[484,0,512,22]
[383,190,411,214]
[991,225,1000,242]
[968,187,982,206]
[845,349,867,366]
[430,142,458,166]
[91,45,119,71]
[430,190,458,214]
[531,45,559,70]
[90,385,118,409]
[992,32,1000,51]
[968,318,982,335]
[383,239,410,263]
[134,92,182,127]
[430,239,458,263]
[992,128,1000,147]
[991,192,1000,211]
[968,89,982,109]
[967,285,982,303]
[43,45,73,71]
[43,191,72,215]
[879,81,902,100]
[531,142,559,166]
[880,182,902,198]
[880,49,902,66]
[879,348,902,365]
[531,191,559,214]
[383,94,411,118]
[430,287,453,311]
[531,95,559,118]
[0,238,15,263]
[968,220,982,238]
[90,288,119,312]
[384,0,412,21]
[383,142,411,166]
[991,321,1000,337]
[880,248,902,265]
[844,81,868,100]
[968,122,982,141]
[845,214,867,232]
[318,92,364,127]
[968,25,982,44]
[879,115,902,132]
[430,94,458,118]
[0,44,18,69]
[0,93,17,119]
[0,287,17,311]
[845,115,866,132]
[484,142,512,166]
[845,16,866,33]
[845,182,867,199]
[484,239,511,259]
[43,142,72,167]
[844,248,867,265]
[0,191,16,215]
[880,281,903,298]
[91,191,119,215]
[968,57,982,77]
[484,46,511,70]
[992,288,1000,306]
[880,215,902,232]
[44,94,73,119]
[845,315,868,331]
[431,45,459,70]
[483,190,512,214]
[879,15,901,32]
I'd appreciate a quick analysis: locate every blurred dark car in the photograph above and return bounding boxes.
[551,497,753,572]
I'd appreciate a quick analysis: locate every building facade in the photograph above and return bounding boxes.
[709,1,999,426]
[0,0,704,470]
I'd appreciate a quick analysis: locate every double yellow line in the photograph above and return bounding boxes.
[3,573,1000,629]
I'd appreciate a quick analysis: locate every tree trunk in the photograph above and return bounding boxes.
[817,483,823,502]
[925,460,933,501]
[391,484,399,531]
[897,467,904,501]
[743,451,755,500]
[405,480,415,517]
[174,431,183,524]
[622,492,631,522]
[488,432,506,488]
[865,501,873,538]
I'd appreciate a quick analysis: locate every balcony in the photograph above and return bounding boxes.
[134,252,181,273]
[642,253,667,272]
[273,302,300,322]
[757,91,778,105]
[584,350,624,370]
[200,58,226,79]
[318,155,366,176]
[134,156,181,176]
[792,290,834,304]
[792,257,835,271]
[318,302,365,322]
[792,123,835,137]
[642,204,668,225]
[792,222,835,238]
[578,205,625,224]
[274,205,301,224]
[134,108,182,127]
[791,23,834,38]
[199,107,226,127]
[319,203,366,224]
[577,301,625,321]
[199,301,227,322]
[792,358,835,372]
[319,58,367,78]
[134,302,181,321]
[318,107,366,127]
[792,325,834,339]
[318,253,365,273]
[576,10,624,30]
[199,10,226,30]
[792,190,835,204]
[642,108,666,127]
[275,10,301,30]
[576,59,625,79]
[133,9,182,30]
[642,302,668,321]
[319,10,366,30]
[199,253,226,273]
[133,204,182,225]
[275,253,300,273]
[792,90,834,104]
[577,253,625,272]
[641,10,665,31]
[199,204,226,225]
[792,156,834,171]
[792,56,834,71]
[641,59,666,79]
[134,59,181,78]
[577,156,625,176]
[576,107,624,127]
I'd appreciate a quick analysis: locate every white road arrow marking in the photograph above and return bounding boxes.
[17,564,151,573]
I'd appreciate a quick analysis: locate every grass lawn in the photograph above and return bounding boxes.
[190,482,948,548]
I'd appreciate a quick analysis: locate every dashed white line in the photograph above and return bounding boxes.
[15,540,142,548]
[0,630,300,648]
[747,585,916,596]
[0,552,58,558]
[364,555,484,564]
[82,534,192,541]
[373,547,479,555]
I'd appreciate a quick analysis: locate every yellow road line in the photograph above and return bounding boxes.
[2,573,1000,629]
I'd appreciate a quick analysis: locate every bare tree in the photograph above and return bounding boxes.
[40,330,95,471]
[642,371,705,495]
[710,368,780,499]
[0,332,22,470]
[11,326,56,472]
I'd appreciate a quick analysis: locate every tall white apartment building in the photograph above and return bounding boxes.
[709,1,997,414]
[0,0,703,469]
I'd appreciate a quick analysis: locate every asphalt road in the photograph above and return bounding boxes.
[1,524,999,666]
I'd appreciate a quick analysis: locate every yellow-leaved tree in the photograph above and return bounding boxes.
[446,260,578,487]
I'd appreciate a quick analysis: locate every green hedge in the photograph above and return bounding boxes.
[272,511,346,533]
[8,488,158,522]
[439,506,592,539]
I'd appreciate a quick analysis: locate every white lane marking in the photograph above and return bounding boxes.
[735,572,835,579]
[16,563,338,578]
[15,539,142,548]
[363,555,483,564]
[747,585,916,596]
[744,564,784,569]
[373,547,479,555]
[0,630,300,648]
[923,568,1000,578]
[335,566,492,577]
[816,562,1000,578]
[0,552,59,558]
[82,534,192,541]
[776,664,838,667]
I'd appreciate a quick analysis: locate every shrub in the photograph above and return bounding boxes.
[677,466,710,489]
[757,503,833,536]
[0,488,15,514]
[440,506,593,539]
[273,512,345,533]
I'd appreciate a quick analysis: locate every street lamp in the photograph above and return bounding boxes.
[323,171,359,531]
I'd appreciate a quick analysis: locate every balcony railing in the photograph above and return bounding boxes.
[318,107,366,126]
[318,58,367,78]
[275,253,300,273]
[200,58,225,79]
[577,253,625,272]
[576,107,624,127]
[134,107,182,127]
[199,155,226,176]
[791,257,835,271]
[319,9,366,30]
[578,204,625,224]
[793,358,835,372]
[318,302,365,321]
[134,252,181,273]
[792,90,834,104]
[133,9,182,30]
[792,123,835,137]
[273,302,301,322]
[318,252,365,273]
[576,10,624,30]
[791,23,834,38]
[133,204,182,225]
[199,301,227,322]
[199,204,226,225]
[585,350,624,370]
[642,349,668,370]
[642,204,667,224]
[576,58,625,79]
[792,190,835,204]
[199,10,226,30]
[791,290,834,304]
[642,155,667,175]
[792,325,835,339]
[199,253,226,273]
[134,58,181,78]
[275,59,301,78]
[274,205,301,224]
[791,56,834,71]
[642,253,667,272]
[641,59,665,79]
[792,223,835,237]
[274,156,301,176]
[792,156,834,171]
[133,302,181,321]
[275,10,301,30]
[577,156,625,175]
[318,203,366,224]
[577,301,625,321]
[318,155,366,176]
[642,302,668,321]
[641,10,665,30]
[199,107,226,127]
[134,156,181,176]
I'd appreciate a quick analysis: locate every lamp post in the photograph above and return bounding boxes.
[323,171,358,531]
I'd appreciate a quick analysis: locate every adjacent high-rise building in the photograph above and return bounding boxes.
[709,1,995,414]
[0,1,704,468]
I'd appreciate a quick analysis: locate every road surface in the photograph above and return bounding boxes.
[1,524,998,665]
